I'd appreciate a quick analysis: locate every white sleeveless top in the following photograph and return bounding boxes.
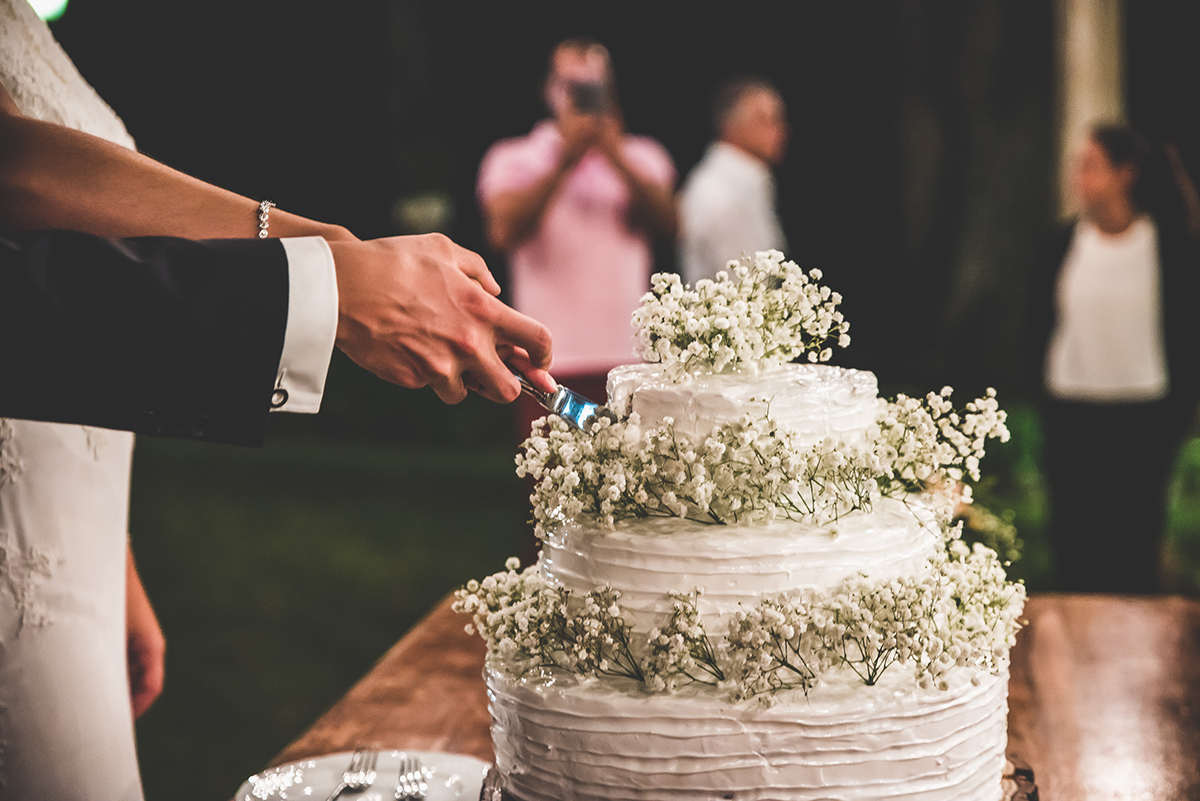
[0,0,144,798]
[1045,216,1169,403]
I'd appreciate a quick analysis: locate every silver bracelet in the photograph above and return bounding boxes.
[257,200,276,239]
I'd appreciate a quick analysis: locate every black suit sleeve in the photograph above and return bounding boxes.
[1,229,290,445]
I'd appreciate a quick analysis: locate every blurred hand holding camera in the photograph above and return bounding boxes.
[557,108,604,169]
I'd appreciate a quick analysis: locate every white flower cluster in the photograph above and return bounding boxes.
[645,591,724,692]
[516,388,1010,539]
[455,543,1025,700]
[873,387,1010,499]
[724,540,1025,701]
[914,538,1026,691]
[516,411,882,539]
[631,251,850,380]
[454,561,717,689]
[453,557,571,667]
[452,559,644,681]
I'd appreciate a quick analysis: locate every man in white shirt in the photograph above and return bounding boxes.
[679,77,788,286]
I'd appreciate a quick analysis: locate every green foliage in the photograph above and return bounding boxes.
[957,502,1023,565]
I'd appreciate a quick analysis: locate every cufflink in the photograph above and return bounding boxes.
[271,388,289,409]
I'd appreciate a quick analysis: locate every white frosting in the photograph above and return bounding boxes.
[606,363,884,445]
[492,362,1010,800]
[540,497,940,635]
[490,665,1009,801]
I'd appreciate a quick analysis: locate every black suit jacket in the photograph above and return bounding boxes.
[1027,219,1200,419]
[1,229,290,445]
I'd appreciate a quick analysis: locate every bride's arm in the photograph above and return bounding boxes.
[0,83,355,241]
[125,546,165,719]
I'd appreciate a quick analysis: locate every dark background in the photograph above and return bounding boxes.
[50,1,1199,416]
[38,1,1200,798]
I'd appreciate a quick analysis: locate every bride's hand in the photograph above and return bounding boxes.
[330,234,553,404]
[126,548,166,719]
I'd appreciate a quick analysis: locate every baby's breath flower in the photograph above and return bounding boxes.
[453,551,1025,700]
[516,384,1010,540]
[644,590,724,690]
[721,545,1024,699]
[466,258,1024,702]
[871,390,1009,521]
[632,251,848,379]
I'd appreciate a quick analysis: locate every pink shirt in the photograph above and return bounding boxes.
[479,121,675,376]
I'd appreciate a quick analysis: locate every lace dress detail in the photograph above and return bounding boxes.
[0,0,144,797]
[0,420,21,488]
[0,0,134,148]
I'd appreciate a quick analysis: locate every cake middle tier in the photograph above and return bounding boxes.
[539,497,940,633]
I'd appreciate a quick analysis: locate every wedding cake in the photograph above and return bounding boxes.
[457,252,1025,801]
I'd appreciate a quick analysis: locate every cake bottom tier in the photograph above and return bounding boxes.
[488,665,1009,801]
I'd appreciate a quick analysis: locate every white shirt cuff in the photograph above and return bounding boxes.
[273,237,338,413]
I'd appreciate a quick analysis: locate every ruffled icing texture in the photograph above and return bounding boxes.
[606,363,883,446]
[490,665,1008,801]
[540,496,940,635]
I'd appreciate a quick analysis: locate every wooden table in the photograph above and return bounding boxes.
[274,593,1200,800]
[1006,594,1200,800]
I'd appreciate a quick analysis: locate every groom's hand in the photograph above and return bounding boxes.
[329,234,554,404]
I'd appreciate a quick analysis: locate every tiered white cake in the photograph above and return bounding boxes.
[458,253,1023,801]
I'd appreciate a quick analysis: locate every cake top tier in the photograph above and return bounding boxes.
[632,250,850,381]
[607,362,883,446]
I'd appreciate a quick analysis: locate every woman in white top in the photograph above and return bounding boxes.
[1032,124,1200,593]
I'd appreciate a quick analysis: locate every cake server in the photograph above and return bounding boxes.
[509,367,607,432]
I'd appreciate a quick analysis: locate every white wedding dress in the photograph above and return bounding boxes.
[0,1,144,798]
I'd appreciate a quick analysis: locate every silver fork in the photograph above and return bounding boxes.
[394,754,428,800]
[324,748,378,801]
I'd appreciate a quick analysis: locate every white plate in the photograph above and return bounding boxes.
[235,750,490,801]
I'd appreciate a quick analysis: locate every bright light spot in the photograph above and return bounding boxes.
[29,0,68,21]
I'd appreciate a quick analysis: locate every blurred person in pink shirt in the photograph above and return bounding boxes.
[478,38,677,429]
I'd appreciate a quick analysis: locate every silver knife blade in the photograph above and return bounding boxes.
[510,369,606,432]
